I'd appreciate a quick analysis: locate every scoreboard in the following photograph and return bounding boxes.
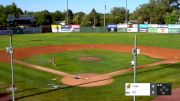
[125,83,171,96]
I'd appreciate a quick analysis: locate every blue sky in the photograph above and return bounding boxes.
[1,0,149,13]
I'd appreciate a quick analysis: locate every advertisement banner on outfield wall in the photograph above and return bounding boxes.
[51,25,58,32]
[117,28,127,32]
[61,25,71,32]
[139,24,149,28]
[0,30,13,35]
[71,28,80,32]
[57,25,62,32]
[71,25,80,32]
[127,24,133,28]
[158,24,168,28]
[148,28,158,33]
[117,24,127,28]
[51,25,62,32]
[127,28,138,32]
[107,24,117,28]
[168,24,180,28]
[1,30,7,35]
[107,24,117,32]
[61,28,71,32]
[127,24,138,28]
[62,25,71,28]
[148,24,158,28]
[158,28,168,33]
[168,28,180,33]
[71,25,80,29]
[139,28,148,32]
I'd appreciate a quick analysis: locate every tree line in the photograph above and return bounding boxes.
[0,0,179,27]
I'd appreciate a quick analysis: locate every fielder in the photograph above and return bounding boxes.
[50,57,56,67]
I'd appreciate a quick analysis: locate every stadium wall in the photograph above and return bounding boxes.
[50,24,179,33]
[0,27,42,35]
[107,24,180,33]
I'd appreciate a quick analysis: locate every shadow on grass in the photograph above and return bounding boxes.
[15,88,38,93]
[163,63,180,69]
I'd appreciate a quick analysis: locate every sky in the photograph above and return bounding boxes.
[1,0,149,13]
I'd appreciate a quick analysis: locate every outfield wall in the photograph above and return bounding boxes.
[51,24,80,33]
[0,27,42,35]
[108,24,180,33]
[50,24,179,33]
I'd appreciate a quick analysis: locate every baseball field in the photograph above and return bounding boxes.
[0,32,180,101]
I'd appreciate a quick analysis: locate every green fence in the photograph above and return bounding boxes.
[80,27,108,33]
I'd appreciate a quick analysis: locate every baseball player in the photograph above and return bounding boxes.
[50,57,56,67]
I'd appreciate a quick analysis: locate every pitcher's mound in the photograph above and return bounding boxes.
[61,74,113,87]
[79,56,102,62]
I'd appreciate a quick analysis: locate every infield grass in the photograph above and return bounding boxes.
[22,49,160,74]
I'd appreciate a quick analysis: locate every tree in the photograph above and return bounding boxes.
[80,15,91,26]
[64,9,74,24]
[34,10,53,25]
[0,5,4,25]
[164,10,180,23]
[110,7,127,23]
[1,14,8,27]
[0,3,22,27]
[73,12,85,24]
[5,3,22,16]
[89,8,100,26]
[51,10,64,23]
[130,0,178,24]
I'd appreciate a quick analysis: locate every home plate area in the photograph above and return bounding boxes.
[61,74,113,87]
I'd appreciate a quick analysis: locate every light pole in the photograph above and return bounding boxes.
[125,0,128,24]
[104,5,106,27]
[66,0,69,24]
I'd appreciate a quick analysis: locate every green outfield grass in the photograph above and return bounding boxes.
[22,49,160,74]
[0,32,180,101]
[0,32,180,50]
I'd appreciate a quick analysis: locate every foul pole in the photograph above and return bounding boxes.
[133,32,137,101]
[9,33,15,101]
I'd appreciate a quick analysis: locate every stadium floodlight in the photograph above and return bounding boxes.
[66,0,69,24]
[125,0,128,24]
[104,5,106,27]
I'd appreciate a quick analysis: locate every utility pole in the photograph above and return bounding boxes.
[104,5,106,27]
[125,0,128,24]
[66,0,69,24]
[94,18,96,28]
